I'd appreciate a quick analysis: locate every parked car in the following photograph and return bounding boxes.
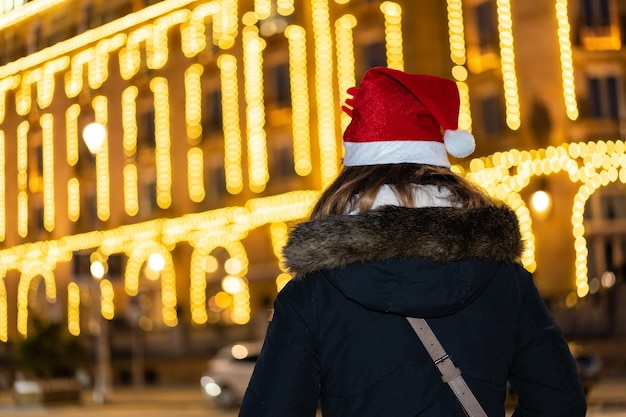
[200,340,263,408]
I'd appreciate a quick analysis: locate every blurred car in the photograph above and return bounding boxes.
[568,341,601,394]
[200,340,263,409]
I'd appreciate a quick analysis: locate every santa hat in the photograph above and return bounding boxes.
[341,67,475,167]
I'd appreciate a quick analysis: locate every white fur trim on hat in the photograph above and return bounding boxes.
[343,140,451,167]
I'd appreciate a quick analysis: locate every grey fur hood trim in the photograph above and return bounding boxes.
[283,204,523,276]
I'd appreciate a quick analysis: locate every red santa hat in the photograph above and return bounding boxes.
[341,67,475,167]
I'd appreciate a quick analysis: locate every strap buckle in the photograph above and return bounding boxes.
[434,354,462,383]
[434,354,451,365]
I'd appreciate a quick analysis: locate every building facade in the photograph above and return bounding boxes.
[1,0,626,383]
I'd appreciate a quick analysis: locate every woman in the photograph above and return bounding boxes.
[239,67,586,416]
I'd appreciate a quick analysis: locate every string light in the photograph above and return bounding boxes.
[67,178,81,222]
[218,55,244,195]
[41,113,55,231]
[17,121,29,237]
[184,64,204,143]
[92,97,111,221]
[496,0,521,130]
[187,147,206,203]
[151,77,173,209]
[380,2,404,70]
[555,0,578,120]
[311,0,338,187]
[285,25,312,176]
[0,132,5,241]
[242,26,269,193]
[0,278,7,341]
[335,15,357,133]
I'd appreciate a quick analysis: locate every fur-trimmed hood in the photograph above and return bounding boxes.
[282,204,524,317]
[283,204,523,276]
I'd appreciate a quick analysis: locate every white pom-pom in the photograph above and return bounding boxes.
[444,129,475,158]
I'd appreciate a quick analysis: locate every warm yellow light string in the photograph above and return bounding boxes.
[334,14,357,133]
[446,0,472,131]
[100,279,115,320]
[67,282,80,336]
[255,0,272,20]
[270,222,291,292]
[65,104,80,166]
[41,113,55,231]
[151,77,173,209]
[184,64,204,143]
[67,178,80,222]
[16,70,35,116]
[555,0,578,120]
[16,267,57,336]
[218,55,244,195]
[380,2,404,70]
[0,276,7,341]
[496,0,521,130]
[93,96,111,222]
[121,86,139,216]
[242,26,269,193]
[285,25,312,176]
[181,1,220,57]
[0,131,5,241]
[311,0,338,187]
[17,121,29,237]
[188,147,206,203]
[37,57,68,109]
[277,0,295,16]
[216,0,238,49]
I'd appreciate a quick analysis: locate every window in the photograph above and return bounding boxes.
[79,2,95,34]
[49,14,68,45]
[267,63,291,108]
[139,180,158,214]
[2,30,24,64]
[206,164,227,199]
[138,110,156,148]
[584,184,626,283]
[28,144,44,193]
[604,240,614,270]
[480,95,506,136]
[578,0,621,50]
[600,194,626,219]
[587,75,620,119]
[202,90,223,133]
[475,1,499,52]
[270,145,294,179]
[581,0,612,28]
[362,41,387,71]
[585,198,594,219]
[31,205,45,234]
[85,194,98,228]
[27,22,43,54]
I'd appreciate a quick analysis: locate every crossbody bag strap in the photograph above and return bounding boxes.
[406,317,487,417]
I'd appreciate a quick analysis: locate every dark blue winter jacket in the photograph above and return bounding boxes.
[239,205,587,416]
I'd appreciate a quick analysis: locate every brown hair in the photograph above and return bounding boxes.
[309,163,494,220]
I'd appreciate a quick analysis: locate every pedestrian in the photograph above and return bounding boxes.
[238,67,587,416]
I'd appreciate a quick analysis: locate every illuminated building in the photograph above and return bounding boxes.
[1,0,625,379]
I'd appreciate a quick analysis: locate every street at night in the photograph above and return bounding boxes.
[1,376,625,416]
